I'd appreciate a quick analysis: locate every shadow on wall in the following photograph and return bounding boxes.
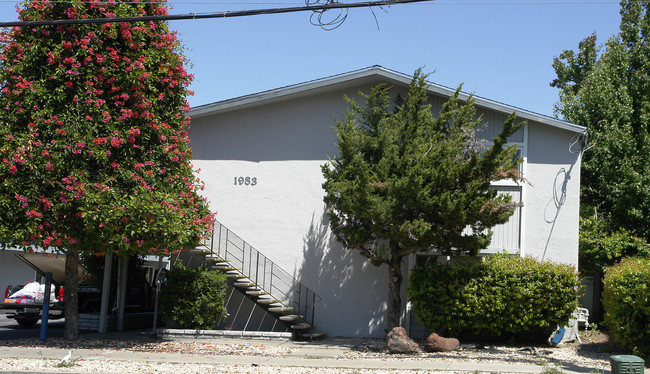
[542,163,575,260]
[297,211,388,338]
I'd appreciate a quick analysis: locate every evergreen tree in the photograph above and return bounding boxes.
[551,0,650,271]
[322,70,524,330]
[0,0,214,339]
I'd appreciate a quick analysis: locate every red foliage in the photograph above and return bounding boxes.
[0,0,215,257]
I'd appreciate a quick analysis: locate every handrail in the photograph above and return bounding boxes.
[203,220,321,330]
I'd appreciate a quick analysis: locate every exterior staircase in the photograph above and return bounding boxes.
[189,220,325,340]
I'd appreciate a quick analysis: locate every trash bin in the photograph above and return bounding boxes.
[609,355,644,374]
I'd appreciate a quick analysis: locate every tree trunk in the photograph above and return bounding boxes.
[63,248,79,340]
[386,258,403,332]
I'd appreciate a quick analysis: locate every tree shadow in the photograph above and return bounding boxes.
[296,210,388,338]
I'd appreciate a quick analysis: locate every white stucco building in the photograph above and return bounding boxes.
[187,66,584,338]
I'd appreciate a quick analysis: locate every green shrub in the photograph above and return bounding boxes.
[160,261,228,329]
[602,257,650,361]
[579,215,650,276]
[407,255,581,341]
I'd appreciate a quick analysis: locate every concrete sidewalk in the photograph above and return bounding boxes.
[0,344,602,373]
[0,330,630,374]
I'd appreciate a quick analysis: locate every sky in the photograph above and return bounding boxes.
[0,0,624,118]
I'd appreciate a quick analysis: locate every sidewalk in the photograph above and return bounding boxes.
[0,329,644,373]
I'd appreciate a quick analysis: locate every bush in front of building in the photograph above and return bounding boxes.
[160,261,228,329]
[407,255,581,342]
[602,257,650,361]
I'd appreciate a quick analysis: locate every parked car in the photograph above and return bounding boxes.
[2,253,161,328]
[2,283,100,327]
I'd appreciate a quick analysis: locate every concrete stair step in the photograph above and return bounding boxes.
[268,306,293,313]
[256,298,284,305]
[234,282,260,288]
[290,323,312,330]
[226,274,250,279]
[212,265,239,271]
[278,314,302,322]
[246,290,269,296]
[296,331,327,339]
[189,248,211,255]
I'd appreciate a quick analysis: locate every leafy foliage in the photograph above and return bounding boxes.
[160,261,228,330]
[321,69,524,329]
[0,0,215,339]
[579,216,650,276]
[551,1,650,244]
[407,255,581,341]
[0,0,214,256]
[602,257,650,361]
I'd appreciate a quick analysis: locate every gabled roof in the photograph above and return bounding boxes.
[190,66,586,134]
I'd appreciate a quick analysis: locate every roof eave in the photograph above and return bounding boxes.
[189,66,586,134]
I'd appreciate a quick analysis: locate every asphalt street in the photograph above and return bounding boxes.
[0,310,64,340]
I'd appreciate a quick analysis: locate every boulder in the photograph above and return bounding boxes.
[386,327,422,354]
[424,333,460,352]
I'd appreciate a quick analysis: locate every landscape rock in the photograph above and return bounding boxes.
[424,333,460,352]
[385,327,421,354]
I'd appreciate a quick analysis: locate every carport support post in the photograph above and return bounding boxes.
[39,272,52,342]
[152,255,163,334]
[116,256,128,332]
[98,251,113,333]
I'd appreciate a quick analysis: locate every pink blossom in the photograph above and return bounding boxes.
[40,198,52,210]
[110,137,122,148]
[14,194,28,202]
[26,209,42,218]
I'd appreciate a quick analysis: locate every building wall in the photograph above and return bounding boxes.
[189,85,581,337]
[0,249,37,297]
[191,86,395,337]
[522,121,581,267]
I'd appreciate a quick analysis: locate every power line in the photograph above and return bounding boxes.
[0,0,432,27]
[0,0,635,4]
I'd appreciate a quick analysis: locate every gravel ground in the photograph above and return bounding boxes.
[0,331,627,373]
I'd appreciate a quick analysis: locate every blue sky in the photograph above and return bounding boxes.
[1,0,623,118]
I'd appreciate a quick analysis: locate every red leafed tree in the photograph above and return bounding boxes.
[0,0,215,339]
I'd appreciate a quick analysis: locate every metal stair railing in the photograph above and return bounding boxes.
[203,220,321,330]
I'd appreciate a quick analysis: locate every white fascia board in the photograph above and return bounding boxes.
[189,66,586,134]
[189,66,392,118]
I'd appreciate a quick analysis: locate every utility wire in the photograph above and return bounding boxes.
[0,0,433,27]
[0,0,637,4]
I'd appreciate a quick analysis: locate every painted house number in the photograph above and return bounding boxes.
[234,176,257,186]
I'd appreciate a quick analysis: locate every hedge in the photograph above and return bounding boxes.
[160,261,228,330]
[407,255,581,341]
[603,257,650,361]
